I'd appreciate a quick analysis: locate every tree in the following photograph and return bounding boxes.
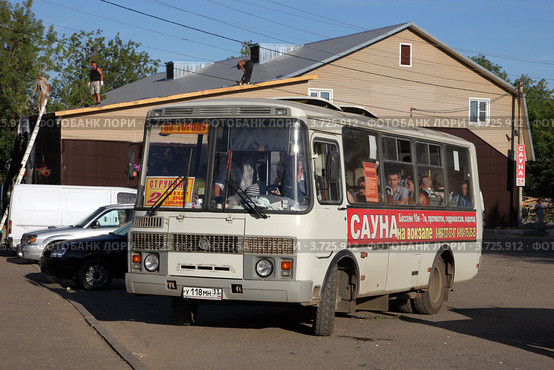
[470,53,509,82]
[226,40,253,60]
[50,30,160,109]
[470,54,554,198]
[0,0,56,183]
[514,75,554,198]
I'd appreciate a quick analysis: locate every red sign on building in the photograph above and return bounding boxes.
[516,145,525,187]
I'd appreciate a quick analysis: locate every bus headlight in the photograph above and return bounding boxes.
[255,259,273,278]
[144,253,159,272]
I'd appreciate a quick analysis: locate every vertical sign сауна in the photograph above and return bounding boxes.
[516,144,525,187]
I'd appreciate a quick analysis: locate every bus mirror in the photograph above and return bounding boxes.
[327,152,340,180]
[127,150,136,179]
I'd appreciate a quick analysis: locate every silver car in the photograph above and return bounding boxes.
[16,204,133,261]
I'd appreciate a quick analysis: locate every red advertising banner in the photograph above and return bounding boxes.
[348,209,477,244]
[516,144,525,187]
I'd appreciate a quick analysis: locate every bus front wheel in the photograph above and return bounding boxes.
[172,297,199,326]
[413,258,446,315]
[313,264,338,336]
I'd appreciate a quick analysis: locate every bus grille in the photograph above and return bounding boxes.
[133,216,163,228]
[131,232,167,250]
[172,234,242,254]
[163,107,193,116]
[244,237,295,255]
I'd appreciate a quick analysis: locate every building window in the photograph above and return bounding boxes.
[469,98,490,125]
[399,43,412,67]
[309,88,333,102]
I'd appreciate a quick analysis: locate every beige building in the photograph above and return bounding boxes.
[23,23,531,226]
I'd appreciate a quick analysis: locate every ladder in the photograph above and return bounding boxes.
[0,99,48,233]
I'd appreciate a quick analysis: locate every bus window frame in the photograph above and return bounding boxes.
[312,137,343,205]
[136,118,315,215]
[341,126,383,207]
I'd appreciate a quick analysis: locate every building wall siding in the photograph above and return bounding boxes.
[307,28,515,158]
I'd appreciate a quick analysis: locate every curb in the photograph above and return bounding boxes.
[42,276,148,370]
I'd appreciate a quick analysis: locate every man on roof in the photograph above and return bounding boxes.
[236,59,254,85]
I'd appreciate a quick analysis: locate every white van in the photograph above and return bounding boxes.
[6,185,137,249]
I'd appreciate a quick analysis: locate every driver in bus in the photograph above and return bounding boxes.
[386,171,410,205]
[213,152,257,201]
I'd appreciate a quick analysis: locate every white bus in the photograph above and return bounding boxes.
[126,98,482,336]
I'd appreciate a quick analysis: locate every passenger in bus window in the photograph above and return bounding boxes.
[458,180,472,207]
[405,176,416,205]
[386,172,409,205]
[347,176,366,203]
[433,173,445,199]
[419,177,432,206]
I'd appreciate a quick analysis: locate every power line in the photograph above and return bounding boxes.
[427,0,554,24]
[205,0,329,38]
[101,0,512,96]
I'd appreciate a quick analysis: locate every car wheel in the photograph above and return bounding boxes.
[313,264,338,336]
[78,258,113,290]
[171,297,199,326]
[412,259,446,315]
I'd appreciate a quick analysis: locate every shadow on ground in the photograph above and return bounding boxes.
[400,307,554,359]
[24,272,315,335]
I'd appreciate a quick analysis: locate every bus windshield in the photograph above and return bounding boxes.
[142,119,310,213]
[211,120,310,212]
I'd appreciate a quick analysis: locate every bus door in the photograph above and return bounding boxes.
[311,134,344,258]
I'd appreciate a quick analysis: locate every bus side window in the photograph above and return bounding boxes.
[446,146,472,208]
[342,127,381,204]
[313,141,342,204]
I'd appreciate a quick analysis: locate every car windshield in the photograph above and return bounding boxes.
[210,120,310,212]
[112,222,131,236]
[74,207,106,228]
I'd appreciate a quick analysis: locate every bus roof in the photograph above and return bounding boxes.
[151,98,472,148]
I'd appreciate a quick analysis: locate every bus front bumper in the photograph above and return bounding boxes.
[126,273,314,303]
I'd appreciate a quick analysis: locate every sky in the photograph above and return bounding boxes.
[30,0,554,84]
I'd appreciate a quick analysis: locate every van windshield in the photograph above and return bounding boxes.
[74,207,105,228]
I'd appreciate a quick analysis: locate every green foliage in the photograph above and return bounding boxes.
[51,30,160,109]
[227,40,253,60]
[0,0,56,183]
[471,54,554,198]
[514,75,554,198]
[470,53,509,82]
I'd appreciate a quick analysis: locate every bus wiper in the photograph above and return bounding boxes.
[226,178,269,219]
[146,176,185,216]
[146,149,194,217]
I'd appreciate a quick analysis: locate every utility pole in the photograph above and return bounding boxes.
[517,82,523,226]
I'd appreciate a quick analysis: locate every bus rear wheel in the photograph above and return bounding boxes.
[413,259,446,315]
[313,264,338,336]
[172,297,199,326]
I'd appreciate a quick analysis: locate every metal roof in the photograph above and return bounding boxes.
[103,22,518,105]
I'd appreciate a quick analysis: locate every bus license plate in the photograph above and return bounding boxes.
[182,287,223,300]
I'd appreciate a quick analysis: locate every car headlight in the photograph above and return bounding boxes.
[24,234,37,244]
[255,258,273,278]
[144,253,159,272]
[51,246,67,258]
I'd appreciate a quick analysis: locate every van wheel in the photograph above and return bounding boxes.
[412,259,446,314]
[78,258,113,290]
[313,264,338,336]
[172,297,199,326]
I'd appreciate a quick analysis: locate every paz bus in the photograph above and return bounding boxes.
[126,98,482,336]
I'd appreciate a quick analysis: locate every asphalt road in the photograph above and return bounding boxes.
[1,233,553,369]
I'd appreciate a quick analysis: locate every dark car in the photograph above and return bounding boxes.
[39,223,130,290]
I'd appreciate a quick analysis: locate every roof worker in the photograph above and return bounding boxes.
[236,59,254,85]
[35,73,50,113]
[88,61,104,106]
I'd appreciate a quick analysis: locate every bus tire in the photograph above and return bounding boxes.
[314,264,338,336]
[172,297,199,326]
[413,259,446,315]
